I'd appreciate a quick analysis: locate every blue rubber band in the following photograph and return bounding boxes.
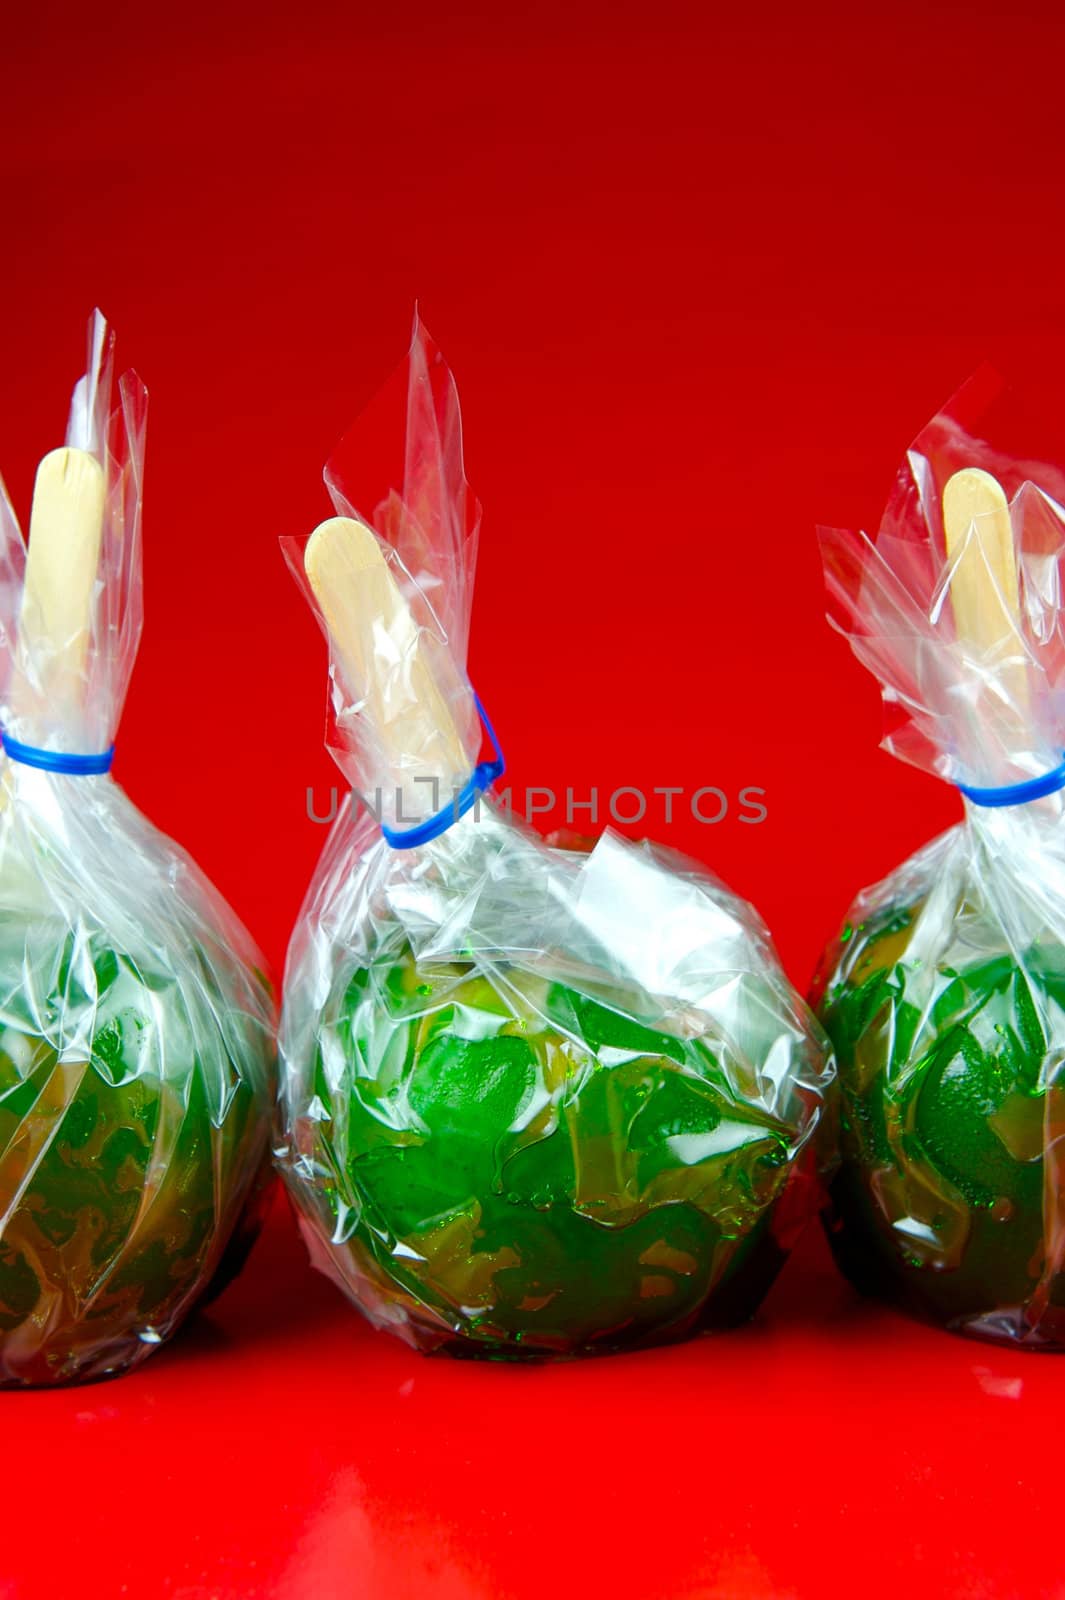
[0,732,114,776]
[380,693,505,849]
[957,755,1065,807]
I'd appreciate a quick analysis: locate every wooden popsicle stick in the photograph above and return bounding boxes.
[304,516,468,800]
[19,447,106,694]
[943,467,1027,706]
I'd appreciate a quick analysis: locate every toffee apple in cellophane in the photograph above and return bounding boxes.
[0,315,275,1387]
[816,378,1065,1347]
[277,321,834,1359]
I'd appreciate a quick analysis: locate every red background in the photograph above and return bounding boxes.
[3,3,1065,1596]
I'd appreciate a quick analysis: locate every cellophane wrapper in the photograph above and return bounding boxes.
[0,314,275,1387]
[816,374,1065,1346]
[277,319,834,1359]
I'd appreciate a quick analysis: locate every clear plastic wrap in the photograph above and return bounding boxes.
[0,314,275,1387]
[815,375,1065,1347]
[277,319,834,1359]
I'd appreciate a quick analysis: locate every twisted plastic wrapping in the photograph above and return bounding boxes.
[816,376,1065,1346]
[0,315,275,1386]
[277,319,834,1358]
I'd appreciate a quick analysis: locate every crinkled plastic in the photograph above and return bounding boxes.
[277,318,834,1359]
[815,375,1065,1347]
[0,314,275,1387]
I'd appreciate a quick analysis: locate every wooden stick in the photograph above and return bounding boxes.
[19,447,106,696]
[304,516,468,800]
[943,467,1027,706]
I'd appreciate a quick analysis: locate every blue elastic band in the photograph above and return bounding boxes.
[0,732,114,777]
[957,755,1065,808]
[380,693,505,849]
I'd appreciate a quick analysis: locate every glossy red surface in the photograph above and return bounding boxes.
[4,2,1065,1594]
[13,1193,1065,1600]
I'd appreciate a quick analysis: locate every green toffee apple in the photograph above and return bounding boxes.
[291,932,825,1358]
[0,318,276,1386]
[0,915,274,1386]
[281,351,833,1360]
[816,892,1065,1346]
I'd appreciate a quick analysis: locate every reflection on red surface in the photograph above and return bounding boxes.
[5,1191,1064,1600]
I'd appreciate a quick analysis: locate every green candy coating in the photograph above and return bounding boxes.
[295,943,819,1358]
[817,903,1065,1346]
[0,919,273,1387]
